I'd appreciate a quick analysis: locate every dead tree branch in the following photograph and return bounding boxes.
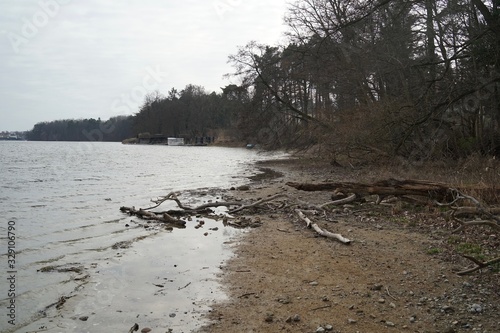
[289,179,500,275]
[452,219,500,233]
[119,206,186,228]
[229,193,289,214]
[320,193,357,208]
[457,256,500,276]
[149,192,242,213]
[295,209,351,244]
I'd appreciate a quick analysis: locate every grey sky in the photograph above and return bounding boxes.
[0,0,289,131]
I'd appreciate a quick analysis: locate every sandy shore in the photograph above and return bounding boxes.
[198,158,499,333]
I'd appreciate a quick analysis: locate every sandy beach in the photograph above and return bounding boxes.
[198,158,499,333]
[11,154,498,333]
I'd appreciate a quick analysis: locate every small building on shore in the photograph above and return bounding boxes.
[167,137,184,146]
[131,133,185,145]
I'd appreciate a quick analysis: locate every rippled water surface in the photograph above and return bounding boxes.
[0,141,283,332]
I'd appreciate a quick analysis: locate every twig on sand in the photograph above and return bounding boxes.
[386,286,398,301]
[178,282,191,290]
[238,292,256,298]
[309,304,332,311]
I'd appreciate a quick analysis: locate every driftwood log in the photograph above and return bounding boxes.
[287,178,453,202]
[120,191,353,245]
[295,209,351,244]
[121,181,499,274]
[288,179,500,275]
[146,191,242,213]
[119,206,186,228]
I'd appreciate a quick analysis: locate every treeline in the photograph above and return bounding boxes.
[223,0,500,159]
[25,85,246,143]
[27,116,134,141]
[132,84,241,140]
[27,0,500,160]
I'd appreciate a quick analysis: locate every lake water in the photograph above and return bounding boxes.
[0,141,284,333]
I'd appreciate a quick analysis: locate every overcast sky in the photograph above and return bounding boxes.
[0,0,290,131]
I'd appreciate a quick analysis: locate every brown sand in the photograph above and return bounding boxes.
[198,158,499,333]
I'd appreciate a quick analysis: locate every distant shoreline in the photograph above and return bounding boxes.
[0,137,25,141]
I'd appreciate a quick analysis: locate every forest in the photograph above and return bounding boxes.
[27,116,134,142]
[223,0,500,160]
[27,0,500,161]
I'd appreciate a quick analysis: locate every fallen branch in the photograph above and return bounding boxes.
[432,189,500,274]
[457,255,500,276]
[436,188,500,232]
[229,193,288,214]
[385,286,398,301]
[452,219,500,233]
[149,192,242,213]
[120,206,186,228]
[447,189,500,225]
[296,209,314,228]
[309,304,332,311]
[452,206,500,218]
[295,209,351,244]
[320,193,357,208]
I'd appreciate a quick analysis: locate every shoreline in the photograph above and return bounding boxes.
[198,158,499,333]
[6,152,498,332]
[2,145,284,333]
